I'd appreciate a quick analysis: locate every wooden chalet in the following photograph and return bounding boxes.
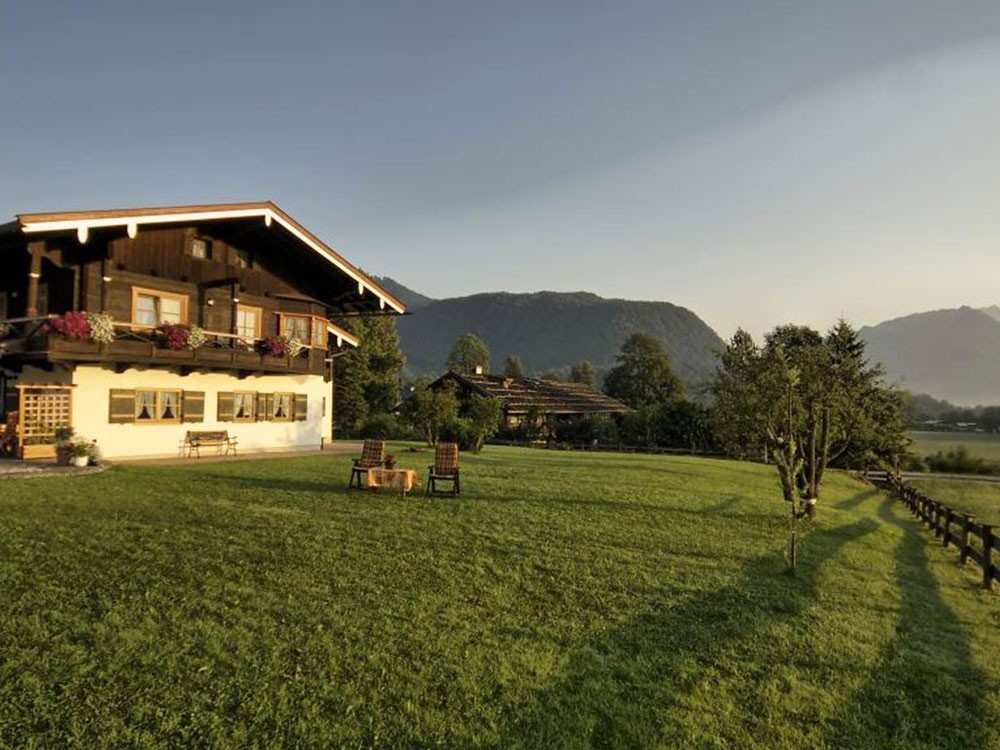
[432,370,631,427]
[0,202,404,459]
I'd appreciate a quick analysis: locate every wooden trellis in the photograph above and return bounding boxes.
[16,384,72,459]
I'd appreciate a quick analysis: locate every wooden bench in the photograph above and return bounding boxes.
[185,430,238,458]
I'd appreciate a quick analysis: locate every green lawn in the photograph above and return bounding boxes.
[1,446,998,749]
[909,430,1000,463]
[906,477,1000,526]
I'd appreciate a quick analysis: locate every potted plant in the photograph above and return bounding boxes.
[69,440,91,467]
[54,426,75,466]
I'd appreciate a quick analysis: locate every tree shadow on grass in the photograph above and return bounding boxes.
[198,473,352,496]
[489,517,879,749]
[832,488,881,512]
[818,495,995,750]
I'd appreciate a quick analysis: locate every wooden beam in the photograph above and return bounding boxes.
[25,240,44,317]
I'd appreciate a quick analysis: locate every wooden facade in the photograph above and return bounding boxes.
[0,202,404,458]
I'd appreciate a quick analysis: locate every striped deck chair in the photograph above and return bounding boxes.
[349,438,386,489]
[426,441,460,496]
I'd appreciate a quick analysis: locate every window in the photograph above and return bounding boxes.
[233,391,256,421]
[310,321,327,348]
[131,288,188,327]
[191,238,211,260]
[280,314,310,341]
[272,392,293,421]
[110,389,203,424]
[232,247,252,269]
[278,314,329,347]
[235,304,262,342]
[135,389,182,422]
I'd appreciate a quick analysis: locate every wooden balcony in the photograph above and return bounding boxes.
[0,317,328,377]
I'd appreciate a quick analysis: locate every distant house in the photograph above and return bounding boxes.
[430,369,631,427]
[0,201,404,459]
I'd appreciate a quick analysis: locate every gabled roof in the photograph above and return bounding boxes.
[439,371,632,416]
[13,201,404,315]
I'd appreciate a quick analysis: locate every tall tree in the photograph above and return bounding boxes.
[710,328,767,459]
[333,315,406,433]
[603,333,684,409]
[447,332,491,374]
[712,320,907,519]
[569,360,597,389]
[503,355,524,378]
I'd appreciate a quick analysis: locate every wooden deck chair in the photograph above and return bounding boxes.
[0,411,19,458]
[349,438,386,488]
[426,441,460,496]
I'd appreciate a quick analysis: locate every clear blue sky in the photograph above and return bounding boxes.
[3,1,1000,339]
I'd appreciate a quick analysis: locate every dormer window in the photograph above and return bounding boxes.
[191,237,211,260]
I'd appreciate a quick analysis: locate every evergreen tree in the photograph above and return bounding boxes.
[333,315,406,434]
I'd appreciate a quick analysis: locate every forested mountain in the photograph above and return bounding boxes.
[390,287,724,391]
[860,306,1000,406]
[371,276,435,310]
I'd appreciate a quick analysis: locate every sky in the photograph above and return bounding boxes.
[3,0,1000,340]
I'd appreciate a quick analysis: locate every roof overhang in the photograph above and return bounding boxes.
[15,201,405,315]
[327,321,360,348]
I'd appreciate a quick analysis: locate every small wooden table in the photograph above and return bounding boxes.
[366,467,419,496]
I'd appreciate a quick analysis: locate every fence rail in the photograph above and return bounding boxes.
[868,471,997,590]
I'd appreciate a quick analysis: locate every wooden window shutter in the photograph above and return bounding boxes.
[293,393,308,421]
[109,389,136,424]
[182,391,205,423]
[217,392,234,422]
[256,392,272,421]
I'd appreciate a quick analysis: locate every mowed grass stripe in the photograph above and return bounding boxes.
[0,446,997,749]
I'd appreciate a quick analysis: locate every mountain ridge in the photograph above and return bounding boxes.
[382,280,724,390]
[860,305,1000,406]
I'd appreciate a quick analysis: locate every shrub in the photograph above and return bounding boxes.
[358,413,410,440]
[925,446,999,475]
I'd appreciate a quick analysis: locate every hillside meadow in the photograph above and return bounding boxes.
[1,447,998,749]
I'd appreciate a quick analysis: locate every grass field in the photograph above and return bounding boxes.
[1,446,998,749]
[909,430,1000,463]
[906,477,1000,526]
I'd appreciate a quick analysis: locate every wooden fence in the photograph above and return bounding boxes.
[871,472,998,590]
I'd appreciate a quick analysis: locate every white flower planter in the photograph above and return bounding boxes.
[73,456,90,467]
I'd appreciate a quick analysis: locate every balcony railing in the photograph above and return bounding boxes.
[0,316,327,375]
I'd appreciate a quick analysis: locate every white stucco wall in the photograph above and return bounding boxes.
[71,365,333,459]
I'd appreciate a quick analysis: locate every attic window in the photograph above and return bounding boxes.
[232,247,252,269]
[191,238,211,260]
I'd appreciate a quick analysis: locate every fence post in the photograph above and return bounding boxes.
[960,514,974,565]
[943,507,953,548]
[933,502,943,539]
[983,525,995,591]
